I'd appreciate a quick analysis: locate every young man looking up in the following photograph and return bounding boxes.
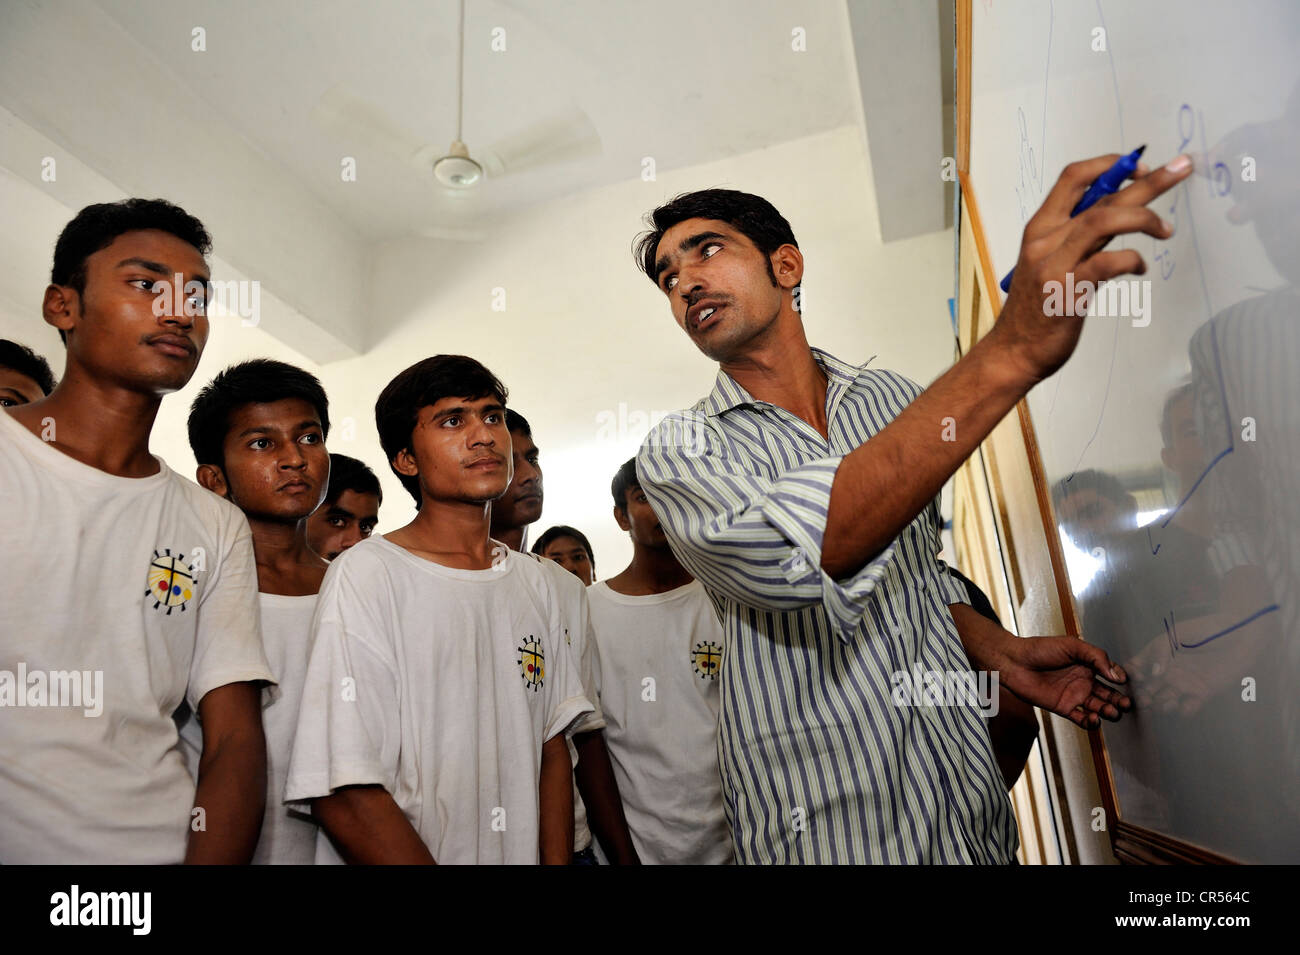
[632,160,1191,862]
[587,458,733,864]
[0,339,57,406]
[286,356,592,864]
[182,359,333,864]
[533,525,598,587]
[490,410,639,864]
[0,199,273,864]
[305,453,382,561]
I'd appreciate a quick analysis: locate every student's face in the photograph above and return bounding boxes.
[652,217,799,363]
[306,489,380,560]
[542,536,594,586]
[616,484,670,550]
[216,398,329,522]
[395,395,511,506]
[0,368,45,406]
[46,230,210,396]
[491,429,543,531]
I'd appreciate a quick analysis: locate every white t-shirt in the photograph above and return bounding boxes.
[0,407,274,864]
[523,553,606,854]
[587,579,733,865]
[285,536,593,864]
[178,593,319,864]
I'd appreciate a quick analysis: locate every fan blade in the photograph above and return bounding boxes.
[477,105,601,179]
[310,85,433,168]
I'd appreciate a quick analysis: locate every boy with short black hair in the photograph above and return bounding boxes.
[587,458,733,864]
[532,524,598,586]
[285,355,592,864]
[305,453,382,561]
[0,338,56,405]
[0,198,273,864]
[491,410,640,865]
[181,358,333,864]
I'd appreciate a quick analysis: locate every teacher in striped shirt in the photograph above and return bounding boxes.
[633,156,1191,863]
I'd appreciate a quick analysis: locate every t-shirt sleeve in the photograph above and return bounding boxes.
[568,587,606,736]
[187,503,276,711]
[283,561,401,807]
[541,578,595,743]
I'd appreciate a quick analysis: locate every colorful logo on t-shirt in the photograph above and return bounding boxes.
[517,635,545,691]
[146,549,196,615]
[691,640,723,680]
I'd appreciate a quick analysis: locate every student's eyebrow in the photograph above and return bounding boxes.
[434,402,505,420]
[116,257,211,285]
[233,420,320,440]
[653,231,728,285]
[431,405,468,421]
[327,505,356,519]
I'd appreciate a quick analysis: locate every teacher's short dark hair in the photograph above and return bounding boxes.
[633,188,798,287]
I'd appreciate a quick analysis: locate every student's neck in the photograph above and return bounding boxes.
[247,516,326,596]
[718,312,829,439]
[493,525,526,553]
[390,498,497,570]
[606,544,694,596]
[10,370,163,477]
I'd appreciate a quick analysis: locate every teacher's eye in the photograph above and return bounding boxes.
[702,243,721,258]
[129,278,158,292]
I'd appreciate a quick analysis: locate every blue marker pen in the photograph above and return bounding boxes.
[1000,144,1147,293]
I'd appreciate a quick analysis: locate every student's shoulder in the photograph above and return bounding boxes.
[520,550,582,594]
[512,550,587,617]
[167,466,253,534]
[322,535,400,583]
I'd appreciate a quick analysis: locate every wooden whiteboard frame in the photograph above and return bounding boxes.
[954,0,1236,866]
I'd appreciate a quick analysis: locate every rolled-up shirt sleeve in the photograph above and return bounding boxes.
[636,410,897,640]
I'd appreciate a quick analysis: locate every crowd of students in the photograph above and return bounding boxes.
[0,198,732,864]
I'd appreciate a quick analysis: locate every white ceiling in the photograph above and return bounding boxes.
[84,0,864,241]
[0,0,948,360]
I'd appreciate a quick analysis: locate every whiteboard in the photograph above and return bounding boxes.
[969,0,1299,862]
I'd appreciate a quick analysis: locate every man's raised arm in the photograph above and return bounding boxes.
[821,154,1192,579]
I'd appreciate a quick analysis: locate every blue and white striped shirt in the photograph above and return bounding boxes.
[637,347,1018,864]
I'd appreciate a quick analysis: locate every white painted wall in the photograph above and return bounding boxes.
[0,123,957,577]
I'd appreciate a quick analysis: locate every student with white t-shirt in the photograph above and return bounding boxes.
[586,458,734,864]
[490,409,640,865]
[0,200,275,864]
[174,358,335,864]
[285,355,593,864]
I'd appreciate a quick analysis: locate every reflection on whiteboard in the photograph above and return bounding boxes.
[970,0,1298,862]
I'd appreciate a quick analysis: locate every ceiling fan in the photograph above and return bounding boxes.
[310,0,601,240]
